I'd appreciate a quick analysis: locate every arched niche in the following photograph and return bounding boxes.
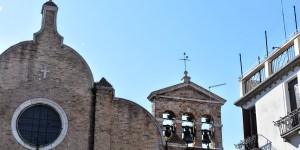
[162,110,176,140]
[181,112,195,147]
[201,114,214,149]
[201,114,213,127]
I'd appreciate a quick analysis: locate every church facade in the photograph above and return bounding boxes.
[0,1,225,150]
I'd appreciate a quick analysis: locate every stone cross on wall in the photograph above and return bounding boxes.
[41,66,50,78]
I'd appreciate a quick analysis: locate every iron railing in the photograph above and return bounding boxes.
[243,44,295,95]
[242,31,299,78]
[244,67,266,93]
[234,134,272,150]
[274,107,300,136]
[271,45,295,73]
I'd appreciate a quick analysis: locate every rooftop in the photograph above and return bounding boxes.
[235,31,300,107]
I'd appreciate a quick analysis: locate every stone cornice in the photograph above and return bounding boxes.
[148,81,226,104]
[157,95,223,104]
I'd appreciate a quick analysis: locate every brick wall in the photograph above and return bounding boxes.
[94,80,163,150]
[0,3,94,149]
[150,83,224,149]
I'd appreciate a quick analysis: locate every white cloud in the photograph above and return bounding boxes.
[0,6,3,11]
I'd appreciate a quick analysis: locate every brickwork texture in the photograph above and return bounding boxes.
[148,81,226,149]
[0,1,163,150]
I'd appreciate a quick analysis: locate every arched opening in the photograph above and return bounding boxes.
[201,114,213,149]
[181,113,195,147]
[162,110,176,140]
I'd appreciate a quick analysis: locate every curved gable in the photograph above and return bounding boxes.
[112,98,164,149]
[0,41,94,89]
[0,2,95,149]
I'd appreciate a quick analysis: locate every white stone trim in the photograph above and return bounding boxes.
[284,75,299,114]
[11,98,68,150]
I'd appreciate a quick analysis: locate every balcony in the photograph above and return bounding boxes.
[240,32,300,96]
[234,134,272,150]
[274,108,300,140]
[235,33,300,108]
[243,44,296,94]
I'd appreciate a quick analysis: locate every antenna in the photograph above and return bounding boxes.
[294,6,298,33]
[209,83,226,90]
[206,83,225,150]
[258,56,262,82]
[265,31,269,57]
[179,52,190,72]
[280,0,287,40]
[239,53,243,78]
[207,83,226,113]
[272,46,281,50]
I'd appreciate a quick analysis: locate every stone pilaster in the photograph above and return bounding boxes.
[94,78,114,149]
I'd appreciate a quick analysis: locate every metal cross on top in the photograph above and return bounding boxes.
[179,52,190,72]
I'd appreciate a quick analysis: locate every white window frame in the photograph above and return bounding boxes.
[11,98,68,150]
[284,76,298,114]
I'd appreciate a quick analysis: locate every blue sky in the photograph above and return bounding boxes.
[0,0,299,149]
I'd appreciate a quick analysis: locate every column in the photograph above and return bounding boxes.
[294,37,300,56]
[94,78,114,149]
[240,80,245,96]
[265,61,271,78]
[195,121,202,147]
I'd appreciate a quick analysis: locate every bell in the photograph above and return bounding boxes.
[182,126,194,144]
[202,129,211,144]
[186,116,193,122]
[164,125,172,138]
[205,118,211,124]
[167,114,173,120]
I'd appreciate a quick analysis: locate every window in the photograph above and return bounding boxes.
[274,78,300,139]
[288,78,300,112]
[11,98,68,150]
[17,105,62,147]
[242,107,258,149]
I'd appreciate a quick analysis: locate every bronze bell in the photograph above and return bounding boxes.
[182,126,194,144]
[205,118,211,124]
[202,129,211,144]
[186,116,193,122]
[164,125,172,138]
[167,114,173,120]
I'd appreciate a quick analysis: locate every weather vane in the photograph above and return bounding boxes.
[180,52,190,72]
